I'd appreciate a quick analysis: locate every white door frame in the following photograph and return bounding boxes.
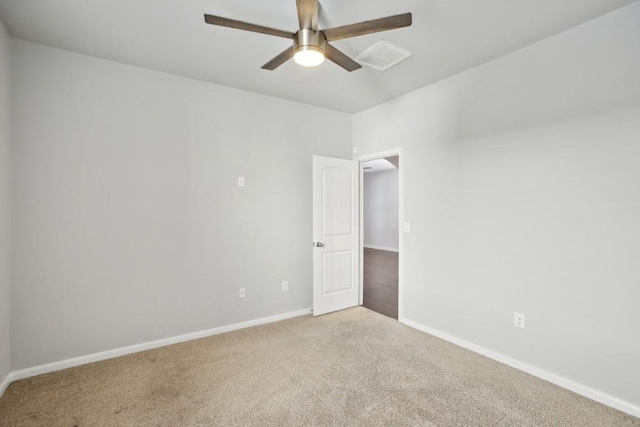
[355,149,404,320]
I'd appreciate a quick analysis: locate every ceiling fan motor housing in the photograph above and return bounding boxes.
[294,29,326,56]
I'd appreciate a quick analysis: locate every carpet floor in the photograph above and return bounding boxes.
[0,307,638,427]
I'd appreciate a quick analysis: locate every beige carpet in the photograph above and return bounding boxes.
[0,307,638,427]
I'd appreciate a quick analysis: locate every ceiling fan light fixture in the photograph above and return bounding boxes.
[204,1,412,72]
[294,46,325,67]
[293,29,326,67]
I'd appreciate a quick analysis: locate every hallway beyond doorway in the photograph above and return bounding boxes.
[363,247,399,319]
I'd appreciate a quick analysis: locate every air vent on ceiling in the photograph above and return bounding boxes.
[354,40,413,71]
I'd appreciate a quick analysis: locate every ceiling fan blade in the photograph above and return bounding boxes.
[204,14,293,39]
[261,47,295,70]
[324,43,362,72]
[296,0,319,30]
[322,13,412,42]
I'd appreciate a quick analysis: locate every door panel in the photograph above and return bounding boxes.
[313,156,359,316]
[322,168,353,236]
[322,251,353,294]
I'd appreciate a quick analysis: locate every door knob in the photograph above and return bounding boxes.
[314,242,324,247]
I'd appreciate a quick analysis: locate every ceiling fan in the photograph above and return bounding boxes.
[204,0,412,72]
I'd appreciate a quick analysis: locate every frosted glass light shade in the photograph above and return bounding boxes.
[294,48,325,67]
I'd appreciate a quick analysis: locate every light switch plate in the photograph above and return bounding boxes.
[238,177,245,187]
[403,221,411,233]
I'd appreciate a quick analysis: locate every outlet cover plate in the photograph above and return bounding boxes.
[514,312,525,328]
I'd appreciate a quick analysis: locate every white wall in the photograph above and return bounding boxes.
[363,170,399,250]
[10,40,352,370]
[354,3,640,407]
[0,19,11,384]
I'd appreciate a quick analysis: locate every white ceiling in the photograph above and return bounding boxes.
[0,0,635,113]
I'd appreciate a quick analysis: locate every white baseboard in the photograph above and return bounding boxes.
[364,245,399,252]
[0,371,12,397]
[5,308,312,390]
[399,317,640,419]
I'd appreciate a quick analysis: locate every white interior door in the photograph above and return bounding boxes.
[312,155,359,316]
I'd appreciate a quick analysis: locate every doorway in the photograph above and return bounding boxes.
[359,153,401,320]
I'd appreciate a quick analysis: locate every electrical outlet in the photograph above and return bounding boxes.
[353,147,358,155]
[514,312,525,328]
[238,177,245,187]
[403,221,411,233]
[239,287,246,298]
[282,280,289,291]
